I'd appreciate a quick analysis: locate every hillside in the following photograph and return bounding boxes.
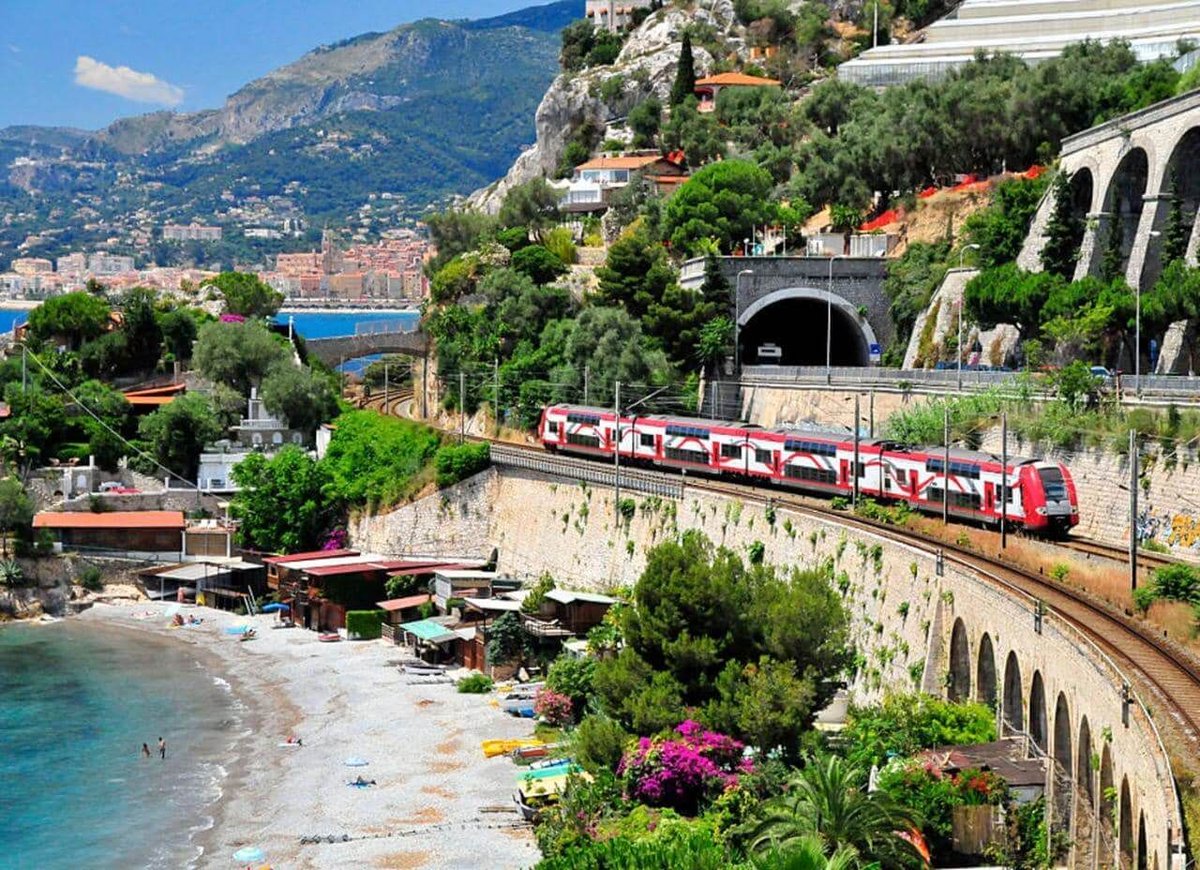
[0,1,579,269]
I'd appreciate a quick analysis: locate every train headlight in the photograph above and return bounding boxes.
[1035,507,1047,516]
[1071,506,1079,514]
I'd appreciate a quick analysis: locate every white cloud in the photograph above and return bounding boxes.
[73,55,183,107]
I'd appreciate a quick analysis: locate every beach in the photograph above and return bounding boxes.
[78,602,541,870]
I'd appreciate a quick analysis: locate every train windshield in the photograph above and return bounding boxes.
[1038,467,1068,501]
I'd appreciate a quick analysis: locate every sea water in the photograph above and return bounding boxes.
[0,620,243,868]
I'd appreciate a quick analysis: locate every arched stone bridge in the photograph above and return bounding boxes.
[1021,88,1200,292]
[681,256,893,367]
[305,330,428,367]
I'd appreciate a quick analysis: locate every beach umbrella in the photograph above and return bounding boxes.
[260,603,289,613]
[233,846,266,863]
[343,756,369,767]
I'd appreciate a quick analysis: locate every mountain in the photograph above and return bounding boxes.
[0,1,580,269]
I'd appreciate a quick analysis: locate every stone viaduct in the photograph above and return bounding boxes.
[681,256,892,367]
[1021,88,1200,293]
[305,329,428,368]
[352,464,1187,869]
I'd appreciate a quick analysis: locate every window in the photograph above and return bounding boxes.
[548,421,559,434]
[755,448,774,465]
[784,439,837,457]
[640,432,655,448]
[783,464,837,485]
[721,443,742,460]
[666,424,710,440]
[566,432,601,449]
[665,446,708,464]
[925,458,980,479]
[292,433,303,444]
[1039,467,1067,501]
[855,462,867,478]
[567,412,602,426]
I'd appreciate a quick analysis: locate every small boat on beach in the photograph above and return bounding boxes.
[513,770,593,821]
[481,738,544,758]
[318,632,341,643]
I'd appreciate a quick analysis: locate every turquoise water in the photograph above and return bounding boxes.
[0,309,29,335]
[0,620,242,868]
[275,309,419,339]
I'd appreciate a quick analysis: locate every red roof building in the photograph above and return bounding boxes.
[695,72,782,113]
[33,510,186,558]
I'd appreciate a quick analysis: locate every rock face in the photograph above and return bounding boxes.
[469,1,740,213]
[903,267,1019,370]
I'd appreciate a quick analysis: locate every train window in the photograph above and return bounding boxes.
[665,446,708,464]
[566,433,601,449]
[721,443,742,460]
[639,433,655,448]
[755,448,773,465]
[548,422,558,434]
[784,439,836,457]
[855,462,867,478]
[666,424,710,440]
[567,412,602,426]
[1038,467,1068,500]
[783,464,837,484]
[926,459,943,473]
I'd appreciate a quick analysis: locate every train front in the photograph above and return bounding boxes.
[1020,462,1080,534]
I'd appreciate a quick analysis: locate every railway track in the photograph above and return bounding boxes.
[490,440,1200,746]
[1058,536,1182,573]
[357,388,414,418]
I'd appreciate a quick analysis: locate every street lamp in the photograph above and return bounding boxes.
[826,255,846,384]
[959,243,981,270]
[735,269,753,373]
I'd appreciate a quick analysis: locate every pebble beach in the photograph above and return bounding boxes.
[78,601,541,870]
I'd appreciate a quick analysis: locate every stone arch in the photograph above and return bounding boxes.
[1099,147,1149,284]
[948,617,971,701]
[1140,126,1200,289]
[1053,692,1074,833]
[737,287,879,367]
[1030,670,1048,753]
[1119,776,1134,868]
[1003,651,1024,734]
[1077,716,1095,805]
[976,632,997,708]
[1046,167,1093,278]
[1137,812,1148,870]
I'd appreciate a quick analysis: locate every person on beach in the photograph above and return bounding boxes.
[351,776,376,787]
[141,743,151,759]
[158,737,166,760]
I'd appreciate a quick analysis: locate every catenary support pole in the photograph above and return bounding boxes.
[493,358,500,436]
[869,389,875,438]
[584,365,589,406]
[459,372,465,444]
[943,405,950,524]
[614,381,621,514]
[1001,412,1008,549]
[383,362,388,412]
[853,394,860,509]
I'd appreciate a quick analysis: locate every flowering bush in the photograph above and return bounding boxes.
[617,720,749,815]
[535,688,574,727]
[219,313,246,323]
[321,527,349,550]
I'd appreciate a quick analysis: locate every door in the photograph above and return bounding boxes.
[909,470,919,499]
[984,482,995,515]
[840,459,850,486]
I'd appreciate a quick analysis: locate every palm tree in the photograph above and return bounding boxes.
[752,835,859,870]
[745,755,921,867]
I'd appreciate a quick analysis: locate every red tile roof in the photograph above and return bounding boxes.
[303,560,415,578]
[33,510,186,530]
[575,155,670,171]
[263,548,359,565]
[387,562,475,577]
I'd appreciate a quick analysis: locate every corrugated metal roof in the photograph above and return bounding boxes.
[463,597,522,612]
[398,619,459,643]
[304,560,414,578]
[33,510,185,530]
[263,548,359,565]
[375,594,432,612]
[153,563,231,582]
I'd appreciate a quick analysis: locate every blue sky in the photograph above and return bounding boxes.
[0,0,559,130]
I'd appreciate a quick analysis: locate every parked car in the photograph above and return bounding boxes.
[757,343,783,361]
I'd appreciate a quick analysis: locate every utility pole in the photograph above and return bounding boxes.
[869,389,875,438]
[943,405,950,525]
[853,394,861,509]
[1130,429,1138,591]
[383,361,389,412]
[493,358,500,436]
[614,381,621,513]
[584,365,589,405]
[1000,412,1008,550]
[459,372,466,444]
[710,380,717,420]
[22,345,26,393]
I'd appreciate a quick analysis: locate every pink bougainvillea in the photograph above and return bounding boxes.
[219,313,246,323]
[534,688,573,727]
[321,528,349,550]
[617,720,750,815]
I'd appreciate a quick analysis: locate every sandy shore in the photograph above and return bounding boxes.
[79,602,541,870]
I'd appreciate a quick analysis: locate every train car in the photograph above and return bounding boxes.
[538,404,1079,535]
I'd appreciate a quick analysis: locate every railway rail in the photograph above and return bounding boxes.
[490,439,1200,746]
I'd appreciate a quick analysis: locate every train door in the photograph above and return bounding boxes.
[908,469,919,499]
[840,459,850,487]
[983,482,995,515]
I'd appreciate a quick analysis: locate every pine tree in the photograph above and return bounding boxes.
[699,251,733,313]
[1101,189,1126,283]
[670,32,696,107]
[1039,170,1083,279]
[1162,169,1189,267]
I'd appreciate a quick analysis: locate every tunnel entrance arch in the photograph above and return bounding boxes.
[738,287,879,367]
[977,633,997,708]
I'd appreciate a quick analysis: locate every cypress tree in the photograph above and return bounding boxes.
[700,251,733,313]
[1101,189,1125,283]
[1162,169,1189,267]
[1039,170,1083,279]
[670,32,696,107]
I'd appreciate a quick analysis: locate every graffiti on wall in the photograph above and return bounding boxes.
[1167,513,1200,550]
[1134,505,1200,552]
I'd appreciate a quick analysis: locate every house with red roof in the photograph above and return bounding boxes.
[33,510,186,559]
[694,71,782,113]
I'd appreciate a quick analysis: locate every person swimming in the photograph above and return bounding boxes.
[141,742,151,759]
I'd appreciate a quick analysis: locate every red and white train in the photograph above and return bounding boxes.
[538,404,1080,535]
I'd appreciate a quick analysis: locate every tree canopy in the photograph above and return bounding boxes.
[663,160,777,255]
[193,319,290,395]
[231,447,334,553]
[260,363,339,438]
[26,292,111,350]
[136,393,221,480]
[203,271,285,319]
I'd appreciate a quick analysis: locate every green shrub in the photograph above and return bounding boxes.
[546,656,597,713]
[78,565,104,591]
[435,442,491,487]
[0,560,24,588]
[573,714,630,773]
[457,673,495,694]
[521,572,556,614]
[842,692,996,769]
[344,609,385,640]
[34,529,55,556]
